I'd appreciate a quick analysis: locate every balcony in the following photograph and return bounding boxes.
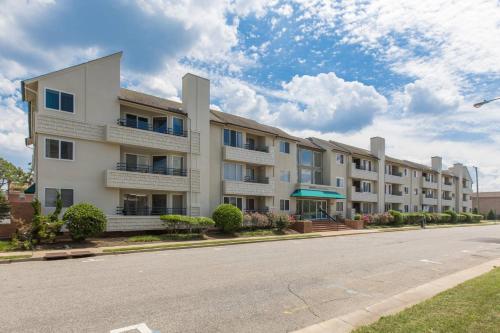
[105,164,190,191]
[105,120,189,152]
[385,173,405,184]
[422,178,438,189]
[116,207,186,216]
[351,165,378,181]
[223,145,275,166]
[422,196,438,205]
[351,189,378,202]
[442,182,454,191]
[462,186,473,194]
[223,178,275,196]
[385,192,404,203]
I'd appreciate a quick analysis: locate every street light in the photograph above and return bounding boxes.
[473,97,500,108]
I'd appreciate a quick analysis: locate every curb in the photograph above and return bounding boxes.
[290,258,500,333]
[0,222,498,264]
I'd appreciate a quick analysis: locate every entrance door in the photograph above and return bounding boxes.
[297,200,327,220]
[151,194,167,215]
[152,156,167,174]
[153,117,167,134]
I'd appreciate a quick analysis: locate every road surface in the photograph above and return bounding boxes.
[1,225,499,332]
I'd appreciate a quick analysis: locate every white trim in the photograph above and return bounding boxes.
[44,87,75,114]
[280,199,290,211]
[335,176,345,188]
[43,137,75,161]
[43,186,75,208]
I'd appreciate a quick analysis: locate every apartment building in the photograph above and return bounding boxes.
[21,53,473,231]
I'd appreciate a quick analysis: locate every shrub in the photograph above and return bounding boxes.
[63,203,107,241]
[457,213,468,223]
[353,214,361,221]
[487,209,496,220]
[0,192,10,220]
[269,213,290,231]
[29,196,64,244]
[212,204,242,233]
[241,212,271,229]
[361,214,374,225]
[444,210,457,223]
[371,213,393,225]
[403,213,425,224]
[462,213,482,223]
[160,215,215,233]
[436,213,451,224]
[388,210,403,224]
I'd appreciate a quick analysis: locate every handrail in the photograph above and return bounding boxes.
[243,143,269,153]
[116,206,186,216]
[116,162,187,176]
[318,208,340,231]
[243,176,269,184]
[117,118,188,137]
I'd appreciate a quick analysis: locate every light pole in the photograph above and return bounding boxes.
[473,97,500,108]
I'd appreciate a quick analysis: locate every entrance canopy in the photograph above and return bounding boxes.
[291,189,346,199]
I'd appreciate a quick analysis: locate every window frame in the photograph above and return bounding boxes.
[335,177,345,188]
[280,199,290,211]
[223,128,243,148]
[279,141,290,154]
[280,170,291,183]
[336,201,344,212]
[44,87,75,113]
[44,187,74,208]
[336,153,344,165]
[44,137,75,161]
[223,196,243,210]
[223,162,244,181]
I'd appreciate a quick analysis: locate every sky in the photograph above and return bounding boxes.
[1,0,500,190]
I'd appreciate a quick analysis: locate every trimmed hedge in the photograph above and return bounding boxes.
[63,203,107,241]
[389,210,404,224]
[362,210,482,226]
[403,212,425,224]
[212,204,243,233]
[443,210,457,223]
[160,215,215,232]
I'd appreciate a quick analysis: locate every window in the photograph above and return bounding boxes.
[404,186,409,194]
[361,181,371,193]
[172,117,184,136]
[404,168,408,176]
[223,129,243,148]
[224,196,242,210]
[126,114,149,130]
[153,117,167,134]
[336,201,344,212]
[404,205,409,213]
[300,169,312,183]
[413,170,418,177]
[336,153,344,165]
[280,199,290,211]
[384,203,391,212]
[45,138,73,160]
[45,188,73,207]
[299,149,313,166]
[280,170,290,182]
[223,163,243,181]
[279,141,290,154]
[45,88,74,113]
[335,177,344,188]
[298,148,322,184]
[414,188,418,195]
[414,205,418,212]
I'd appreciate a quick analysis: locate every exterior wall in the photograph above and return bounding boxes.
[105,169,191,192]
[472,194,500,216]
[274,139,299,214]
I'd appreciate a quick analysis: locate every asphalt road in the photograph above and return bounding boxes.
[1,225,500,333]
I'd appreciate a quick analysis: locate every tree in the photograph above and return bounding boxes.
[487,209,496,220]
[0,192,10,220]
[0,158,30,193]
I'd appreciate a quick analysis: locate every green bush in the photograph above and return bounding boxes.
[462,213,482,223]
[268,213,290,231]
[29,196,64,244]
[212,204,243,233]
[436,213,451,223]
[403,213,425,224]
[353,214,361,221]
[160,215,215,232]
[444,210,457,223]
[63,203,107,241]
[486,209,496,220]
[457,213,468,223]
[388,210,403,224]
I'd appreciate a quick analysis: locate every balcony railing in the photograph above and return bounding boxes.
[117,118,188,137]
[243,176,269,184]
[387,171,402,177]
[425,194,435,199]
[389,191,403,196]
[116,162,187,177]
[243,143,269,153]
[243,207,270,214]
[116,206,186,216]
[355,165,376,172]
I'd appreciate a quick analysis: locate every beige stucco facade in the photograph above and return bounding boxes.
[22,53,474,231]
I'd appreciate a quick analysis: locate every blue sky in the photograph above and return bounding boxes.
[1,0,500,190]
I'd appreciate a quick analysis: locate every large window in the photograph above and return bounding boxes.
[223,163,243,181]
[223,129,243,148]
[172,117,184,136]
[361,181,371,193]
[126,114,149,130]
[45,138,73,160]
[45,188,73,207]
[45,88,74,113]
[298,149,322,184]
[279,141,290,154]
[224,196,243,210]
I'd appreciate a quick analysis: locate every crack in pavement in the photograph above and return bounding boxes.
[287,282,321,318]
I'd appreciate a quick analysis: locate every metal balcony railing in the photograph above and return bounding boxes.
[116,206,187,216]
[243,176,269,184]
[116,162,187,177]
[354,164,376,172]
[244,207,270,214]
[390,191,403,196]
[117,118,188,137]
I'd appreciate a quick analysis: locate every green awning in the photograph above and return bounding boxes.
[291,189,346,199]
[24,183,35,194]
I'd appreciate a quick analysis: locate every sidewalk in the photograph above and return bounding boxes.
[1,222,498,263]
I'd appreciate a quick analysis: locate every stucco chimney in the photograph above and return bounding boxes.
[370,137,385,159]
[431,156,442,172]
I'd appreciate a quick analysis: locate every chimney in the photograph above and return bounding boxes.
[431,156,442,172]
[370,137,385,159]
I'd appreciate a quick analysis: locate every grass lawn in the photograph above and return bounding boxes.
[0,240,17,252]
[127,233,205,242]
[235,229,285,237]
[354,267,500,333]
[0,254,31,261]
